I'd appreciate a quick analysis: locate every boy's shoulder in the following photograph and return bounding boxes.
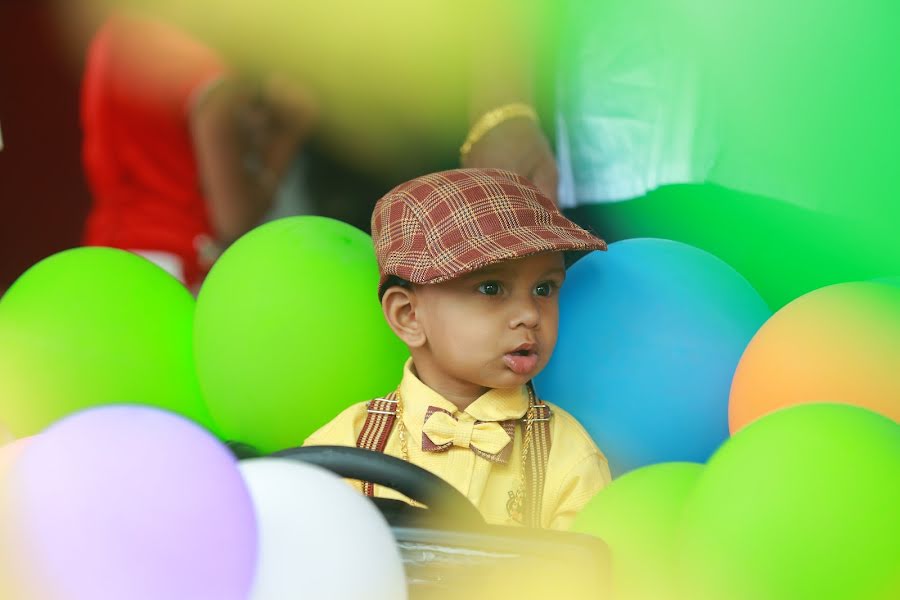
[543,400,607,461]
[302,399,373,446]
[544,401,593,440]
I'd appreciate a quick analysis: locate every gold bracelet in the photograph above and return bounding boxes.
[460,102,538,161]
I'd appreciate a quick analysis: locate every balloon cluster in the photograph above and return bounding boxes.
[534,236,900,599]
[572,403,900,600]
[0,407,405,600]
[0,217,408,598]
[535,239,900,476]
[1,212,898,598]
[0,217,407,449]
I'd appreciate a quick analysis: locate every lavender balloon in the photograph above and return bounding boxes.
[0,406,257,600]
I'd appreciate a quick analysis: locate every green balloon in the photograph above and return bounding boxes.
[568,184,900,311]
[679,403,900,600]
[0,248,216,436]
[572,462,704,600]
[194,217,408,453]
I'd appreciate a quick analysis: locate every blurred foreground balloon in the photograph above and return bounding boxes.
[572,462,704,600]
[0,406,257,600]
[536,238,770,475]
[195,217,408,453]
[239,458,406,600]
[730,282,900,432]
[680,403,900,600]
[82,0,528,180]
[0,247,215,437]
[875,275,900,287]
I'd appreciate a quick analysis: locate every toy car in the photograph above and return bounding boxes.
[260,445,612,599]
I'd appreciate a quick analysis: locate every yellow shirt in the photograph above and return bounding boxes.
[304,360,611,530]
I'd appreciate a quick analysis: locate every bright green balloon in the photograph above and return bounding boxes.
[0,248,215,436]
[572,462,704,600]
[679,403,900,600]
[194,217,408,453]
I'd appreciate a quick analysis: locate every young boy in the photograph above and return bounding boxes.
[304,168,610,530]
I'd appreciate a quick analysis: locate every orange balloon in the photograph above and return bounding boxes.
[0,437,35,598]
[729,282,900,432]
[0,437,29,478]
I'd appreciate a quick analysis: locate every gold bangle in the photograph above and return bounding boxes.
[460,102,538,161]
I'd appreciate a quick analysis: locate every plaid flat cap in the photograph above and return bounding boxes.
[372,168,606,296]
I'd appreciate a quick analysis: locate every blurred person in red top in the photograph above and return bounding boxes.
[81,12,315,291]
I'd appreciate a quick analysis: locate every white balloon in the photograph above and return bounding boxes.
[239,458,407,600]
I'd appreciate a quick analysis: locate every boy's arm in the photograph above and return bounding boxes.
[547,452,612,531]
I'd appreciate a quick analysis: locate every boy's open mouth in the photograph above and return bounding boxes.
[504,343,538,375]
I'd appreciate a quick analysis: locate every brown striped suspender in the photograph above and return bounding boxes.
[355,391,399,497]
[522,386,552,529]
[354,384,552,528]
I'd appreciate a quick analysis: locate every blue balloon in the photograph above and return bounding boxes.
[535,238,770,476]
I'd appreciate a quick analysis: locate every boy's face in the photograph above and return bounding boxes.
[409,252,565,397]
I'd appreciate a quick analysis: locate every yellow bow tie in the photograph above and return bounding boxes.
[421,406,514,462]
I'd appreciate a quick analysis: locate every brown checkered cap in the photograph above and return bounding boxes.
[372,168,606,296]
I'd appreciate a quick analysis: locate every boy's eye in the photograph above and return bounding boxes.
[477,281,502,296]
[534,281,557,297]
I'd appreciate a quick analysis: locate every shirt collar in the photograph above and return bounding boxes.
[398,359,530,434]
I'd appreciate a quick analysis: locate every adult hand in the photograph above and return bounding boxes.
[461,117,559,204]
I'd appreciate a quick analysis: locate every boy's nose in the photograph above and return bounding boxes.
[509,295,540,329]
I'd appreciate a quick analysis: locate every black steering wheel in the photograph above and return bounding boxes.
[269,445,484,526]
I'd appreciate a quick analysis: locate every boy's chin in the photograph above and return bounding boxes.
[491,368,539,389]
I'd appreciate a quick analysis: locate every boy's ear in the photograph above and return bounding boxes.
[382,286,426,348]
